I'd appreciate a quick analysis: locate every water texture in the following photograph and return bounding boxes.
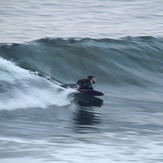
[0,0,163,163]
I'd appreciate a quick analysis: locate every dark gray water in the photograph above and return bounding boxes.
[0,0,163,163]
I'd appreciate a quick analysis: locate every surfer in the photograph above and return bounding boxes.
[61,75,103,96]
[77,75,96,91]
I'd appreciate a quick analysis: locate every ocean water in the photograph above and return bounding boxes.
[0,0,163,163]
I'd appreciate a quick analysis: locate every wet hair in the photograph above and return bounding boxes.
[88,75,95,80]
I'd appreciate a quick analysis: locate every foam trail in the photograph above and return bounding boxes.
[0,57,74,110]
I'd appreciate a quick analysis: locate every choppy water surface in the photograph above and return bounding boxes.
[0,0,163,163]
[0,0,163,42]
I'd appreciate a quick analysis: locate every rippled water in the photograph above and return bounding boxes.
[1,0,163,42]
[0,0,163,163]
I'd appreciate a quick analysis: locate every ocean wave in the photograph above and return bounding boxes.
[0,37,163,87]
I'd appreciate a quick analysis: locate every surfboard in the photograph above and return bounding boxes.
[60,84,104,96]
[74,93,103,107]
[78,89,104,96]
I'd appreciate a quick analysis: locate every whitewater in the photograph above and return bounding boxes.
[0,0,163,163]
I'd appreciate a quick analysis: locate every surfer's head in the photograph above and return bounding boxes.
[88,75,96,84]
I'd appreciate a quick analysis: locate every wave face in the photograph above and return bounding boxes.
[1,37,163,87]
[0,37,163,109]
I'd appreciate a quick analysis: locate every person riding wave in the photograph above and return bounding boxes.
[60,75,103,96]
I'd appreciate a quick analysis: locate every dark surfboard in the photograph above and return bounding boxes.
[74,93,103,107]
[60,84,104,96]
[78,89,104,96]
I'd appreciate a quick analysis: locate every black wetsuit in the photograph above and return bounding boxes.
[77,79,94,90]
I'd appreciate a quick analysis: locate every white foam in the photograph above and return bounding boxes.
[0,88,73,110]
[0,57,75,110]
